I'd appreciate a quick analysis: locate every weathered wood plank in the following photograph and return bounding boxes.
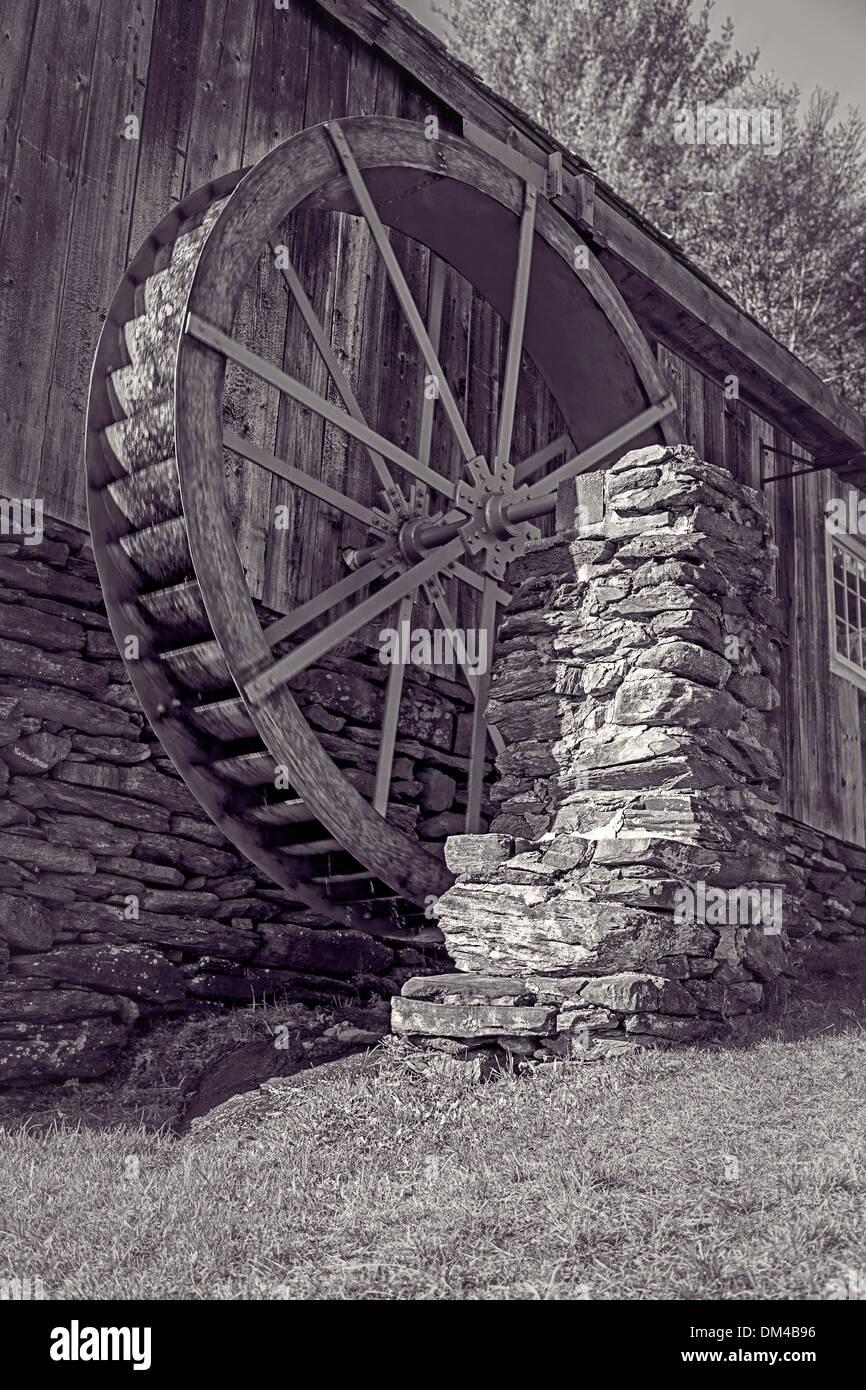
[127,0,207,256]
[0,0,38,233]
[181,0,256,195]
[0,0,103,508]
[229,0,313,608]
[37,0,158,527]
[267,11,352,617]
[701,371,726,472]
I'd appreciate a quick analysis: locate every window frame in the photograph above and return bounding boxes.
[826,525,866,694]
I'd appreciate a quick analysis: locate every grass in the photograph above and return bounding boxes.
[0,946,865,1301]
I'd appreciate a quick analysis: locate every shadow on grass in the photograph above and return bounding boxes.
[1,937,865,1136]
[707,936,866,1051]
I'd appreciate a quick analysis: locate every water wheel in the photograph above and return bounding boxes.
[85,116,682,936]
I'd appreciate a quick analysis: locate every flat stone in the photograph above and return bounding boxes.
[2,732,72,774]
[0,683,139,736]
[0,556,102,606]
[610,445,672,473]
[418,811,465,839]
[418,767,458,813]
[100,856,184,887]
[0,831,95,875]
[399,689,453,750]
[254,924,393,976]
[58,903,259,959]
[135,832,238,876]
[0,603,86,652]
[613,672,743,730]
[13,776,170,833]
[0,637,107,694]
[635,641,731,688]
[70,735,151,763]
[0,893,56,950]
[169,814,230,848]
[401,974,536,1005]
[141,888,219,914]
[0,984,119,1021]
[580,971,697,1015]
[624,1013,712,1041]
[444,833,514,881]
[0,1017,131,1082]
[53,761,199,813]
[392,997,556,1038]
[727,673,779,711]
[8,944,184,1002]
[41,814,140,856]
[439,883,717,977]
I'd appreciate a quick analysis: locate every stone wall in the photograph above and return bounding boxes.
[780,815,866,945]
[5,465,865,1084]
[0,517,473,1084]
[393,445,803,1061]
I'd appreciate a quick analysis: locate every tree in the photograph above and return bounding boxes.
[438,0,866,412]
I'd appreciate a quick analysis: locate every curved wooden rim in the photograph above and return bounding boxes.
[176,116,684,905]
[85,172,355,919]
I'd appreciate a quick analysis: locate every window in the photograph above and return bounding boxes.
[827,531,866,691]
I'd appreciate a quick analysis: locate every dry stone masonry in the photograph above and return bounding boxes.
[393,444,829,1062]
[0,519,472,1083]
[3,451,866,1084]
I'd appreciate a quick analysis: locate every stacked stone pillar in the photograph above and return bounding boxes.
[392,445,796,1063]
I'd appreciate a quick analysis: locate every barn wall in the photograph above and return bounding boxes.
[655,346,866,847]
[1,0,864,855]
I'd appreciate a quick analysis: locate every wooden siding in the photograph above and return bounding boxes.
[1,0,864,843]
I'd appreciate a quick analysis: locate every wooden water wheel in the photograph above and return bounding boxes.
[85,116,682,936]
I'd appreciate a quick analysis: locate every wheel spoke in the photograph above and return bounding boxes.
[186,311,459,502]
[417,254,447,503]
[373,591,414,815]
[325,122,479,468]
[465,581,499,832]
[245,535,466,703]
[423,575,505,756]
[524,396,678,500]
[270,243,403,510]
[450,562,511,606]
[225,429,378,528]
[513,432,570,485]
[263,553,392,649]
[495,183,537,472]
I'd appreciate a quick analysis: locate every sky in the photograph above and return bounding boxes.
[399,0,865,117]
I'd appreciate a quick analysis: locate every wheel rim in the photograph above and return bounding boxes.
[88,115,682,924]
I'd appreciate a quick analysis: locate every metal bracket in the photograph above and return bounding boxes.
[759,440,866,487]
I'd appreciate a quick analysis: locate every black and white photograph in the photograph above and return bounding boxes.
[0,0,864,1346]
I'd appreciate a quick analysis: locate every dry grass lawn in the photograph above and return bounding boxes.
[1,946,864,1301]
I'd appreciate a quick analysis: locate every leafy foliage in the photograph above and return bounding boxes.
[438,0,866,411]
